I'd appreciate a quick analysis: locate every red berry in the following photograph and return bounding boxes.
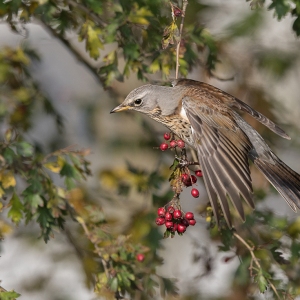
[181,173,189,181]
[155,217,165,226]
[191,175,197,183]
[185,212,194,220]
[181,218,190,227]
[181,174,192,187]
[136,253,145,262]
[173,8,182,17]
[177,224,186,233]
[177,140,185,148]
[173,210,182,219]
[191,188,199,198]
[168,206,175,213]
[165,212,173,221]
[165,221,174,228]
[157,207,165,217]
[169,140,177,148]
[189,219,196,226]
[164,132,171,140]
[171,223,178,232]
[195,170,203,177]
[160,143,168,151]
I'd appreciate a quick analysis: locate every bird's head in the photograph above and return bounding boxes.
[110,84,159,115]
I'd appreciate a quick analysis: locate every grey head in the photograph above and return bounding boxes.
[110,84,184,116]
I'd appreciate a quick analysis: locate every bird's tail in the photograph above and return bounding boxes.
[251,154,300,211]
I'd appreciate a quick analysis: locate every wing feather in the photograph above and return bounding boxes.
[182,96,254,226]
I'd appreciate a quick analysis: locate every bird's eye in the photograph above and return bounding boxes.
[134,99,143,106]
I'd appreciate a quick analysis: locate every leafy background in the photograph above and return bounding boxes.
[0,0,300,299]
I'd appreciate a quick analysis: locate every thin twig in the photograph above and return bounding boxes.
[79,218,110,280]
[233,233,261,269]
[175,0,188,79]
[234,233,281,299]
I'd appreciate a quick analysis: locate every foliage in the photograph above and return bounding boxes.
[248,0,300,36]
[0,0,300,299]
[0,289,20,300]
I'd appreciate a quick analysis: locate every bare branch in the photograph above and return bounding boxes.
[175,0,188,79]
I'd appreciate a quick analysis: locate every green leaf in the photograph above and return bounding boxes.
[78,22,103,60]
[16,141,34,157]
[292,16,300,36]
[8,193,23,224]
[268,0,290,20]
[0,290,21,300]
[3,147,16,164]
[60,163,76,178]
[254,269,269,293]
[123,43,140,60]
[64,177,76,190]
[110,277,118,292]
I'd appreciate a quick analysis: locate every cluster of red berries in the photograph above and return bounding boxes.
[159,132,185,151]
[155,206,196,235]
[181,170,202,198]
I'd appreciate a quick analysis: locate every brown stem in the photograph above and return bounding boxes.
[79,218,110,280]
[175,0,188,79]
[233,233,281,299]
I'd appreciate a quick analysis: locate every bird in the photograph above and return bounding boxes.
[110,78,300,227]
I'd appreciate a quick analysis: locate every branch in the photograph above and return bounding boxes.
[65,0,107,27]
[78,217,111,280]
[38,18,103,85]
[175,0,188,79]
[233,233,281,299]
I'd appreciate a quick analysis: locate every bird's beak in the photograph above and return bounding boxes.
[110,104,130,114]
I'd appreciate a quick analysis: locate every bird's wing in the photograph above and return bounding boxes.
[182,96,254,226]
[174,79,290,140]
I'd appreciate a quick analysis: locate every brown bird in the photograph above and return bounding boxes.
[110,79,300,226]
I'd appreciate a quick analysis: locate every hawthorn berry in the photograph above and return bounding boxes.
[195,170,203,177]
[174,8,182,17]
[189,219,196,226]
[191,188,200,198]
[177,140,185,148]
[160,143,169,151]
[169,140,177,148]
[164,132,171,140]
[181,173,192,187]
[136,253,145,262]
[165,212,173,221]
[157,207,166,217]
[168,206,175,213]
[155,217,165,226]
[177,224,186,233]
[181,218,189,227]
[171,223,178,232]
[165,221,174,228]
[191,175,197,183]
[185,212,194,220]
[173,210,182,219]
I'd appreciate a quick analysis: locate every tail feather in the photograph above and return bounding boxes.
[253,156,300,211]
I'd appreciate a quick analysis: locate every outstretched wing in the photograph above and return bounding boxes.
[174,79,290,140]
[182,95,254,226]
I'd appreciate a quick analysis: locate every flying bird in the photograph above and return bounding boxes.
[110,79,300,226]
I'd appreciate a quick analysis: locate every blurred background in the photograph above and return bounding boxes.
[0,0,300,299]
